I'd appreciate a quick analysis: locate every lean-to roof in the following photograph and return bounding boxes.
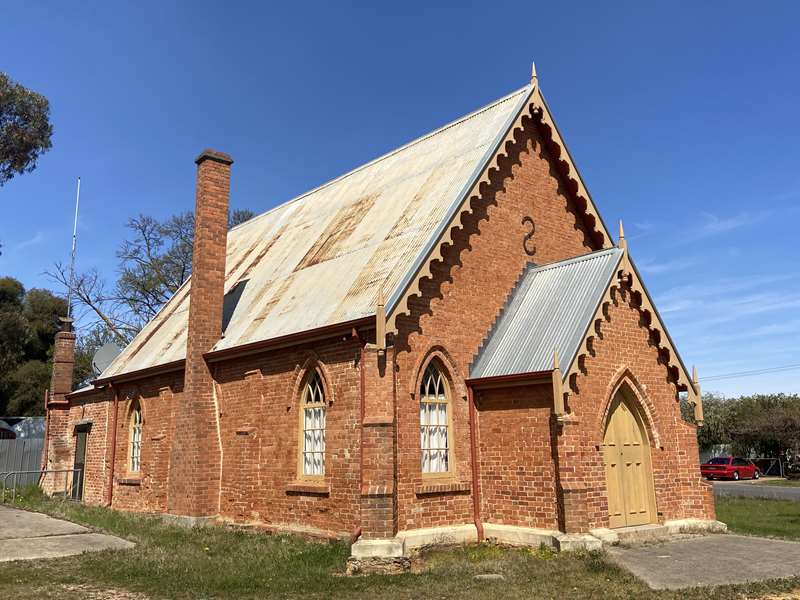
[470,248,623,380]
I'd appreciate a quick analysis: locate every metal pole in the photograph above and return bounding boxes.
[66,177,81,320]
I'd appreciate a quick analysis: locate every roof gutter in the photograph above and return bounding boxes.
[94,316,374,386]
[94,360,185,387]
[465,369,552,389]
[385,84,535,319]
[204,316,373,363]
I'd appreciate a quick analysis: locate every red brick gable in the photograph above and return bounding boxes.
[393,115,601,530]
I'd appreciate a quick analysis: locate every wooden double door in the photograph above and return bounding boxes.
[601,392,657,528]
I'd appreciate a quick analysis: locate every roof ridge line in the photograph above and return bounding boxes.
[228,85,531,235]
[530,247,621,273]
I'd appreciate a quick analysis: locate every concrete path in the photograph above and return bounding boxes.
[0,504,134,562]
[714,480,800,502]
[608,534,800,590]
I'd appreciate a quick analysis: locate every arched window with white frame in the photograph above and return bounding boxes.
[129,402,142,473]
[299,371,326,477]
[420,362,451,474]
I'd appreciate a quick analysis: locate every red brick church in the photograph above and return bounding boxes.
[44,66,718,561]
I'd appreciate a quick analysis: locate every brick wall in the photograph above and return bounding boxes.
[567,282,715,529]
[212,337,362,537]
[43,387,110,504]
[110,373,180,512]
[393,120,598,531]
[476,383,559,530]
[359,345,396,539]
[168,150,232,518]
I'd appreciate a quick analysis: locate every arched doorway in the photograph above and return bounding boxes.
[601,387,657,528]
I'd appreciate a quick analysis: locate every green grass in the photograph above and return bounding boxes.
[716,496,800,540]
[1,490,798,599]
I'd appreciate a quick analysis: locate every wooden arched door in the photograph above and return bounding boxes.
[601,390,657,528]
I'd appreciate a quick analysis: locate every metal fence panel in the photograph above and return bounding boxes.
[0,438,44,487]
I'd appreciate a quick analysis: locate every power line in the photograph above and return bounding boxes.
[699,363,800,383]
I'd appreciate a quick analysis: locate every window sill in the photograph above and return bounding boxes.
[415,481,470,496]
[118,476,141,486]
[286,481,330,496]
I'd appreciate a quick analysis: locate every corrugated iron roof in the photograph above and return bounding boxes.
[469,248,623,380]
[101,85,532,379]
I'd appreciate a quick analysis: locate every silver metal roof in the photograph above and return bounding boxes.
[101,86,531,379]
[470,248,623,380]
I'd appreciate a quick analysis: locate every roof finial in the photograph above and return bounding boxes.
[692,365,698,384]
[618,219,627,251]
[531,61,538,85]
[553,348,559,370]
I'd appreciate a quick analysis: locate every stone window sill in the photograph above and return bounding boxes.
[415,481,471,496]
[286,481,330,496]
[118,477,141,486]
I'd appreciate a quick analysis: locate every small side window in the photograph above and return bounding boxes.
[129,402,142,473]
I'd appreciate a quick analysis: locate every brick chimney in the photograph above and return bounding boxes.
[42,317,75,491]
[167,149,232,521]
[48,317,75,406]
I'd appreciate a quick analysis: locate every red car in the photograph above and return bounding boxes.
[701,456,760,480]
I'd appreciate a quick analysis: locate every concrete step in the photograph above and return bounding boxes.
[614,524,672,545]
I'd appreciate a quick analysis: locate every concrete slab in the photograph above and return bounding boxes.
[482,523,560,549]
[397,524,477,551]
[351,538,404,558]
[608,534,800,590]
[0,533,135,562]
[0,505,88,539]
[0,505,134,562]
[555,533,603,552]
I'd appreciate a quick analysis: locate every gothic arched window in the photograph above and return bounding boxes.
[419,362,451,474]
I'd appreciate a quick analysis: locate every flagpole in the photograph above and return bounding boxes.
[66,176,80,320]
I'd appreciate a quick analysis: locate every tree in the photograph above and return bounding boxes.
[5,360,49,415]
[0,278,67,416]
[49,208,256,343]
[73,324,118,387]
[690,392,800,458]
[0,72,53,186]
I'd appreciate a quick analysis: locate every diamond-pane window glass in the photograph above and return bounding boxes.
[302,372,326,477]
[129,404,142,473]
[419,363,450,474]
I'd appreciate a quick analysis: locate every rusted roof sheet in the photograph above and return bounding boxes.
[101,85,532,379]
[470,248,623,380]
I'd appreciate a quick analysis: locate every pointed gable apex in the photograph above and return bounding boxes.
[384,82,614,332]
[560,248,695,399]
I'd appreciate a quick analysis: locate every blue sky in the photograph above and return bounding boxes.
[1,1,798,396]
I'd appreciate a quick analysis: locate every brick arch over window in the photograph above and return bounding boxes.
[409,346,467,403]
[594,367,661,449]
[290,352,336,407]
